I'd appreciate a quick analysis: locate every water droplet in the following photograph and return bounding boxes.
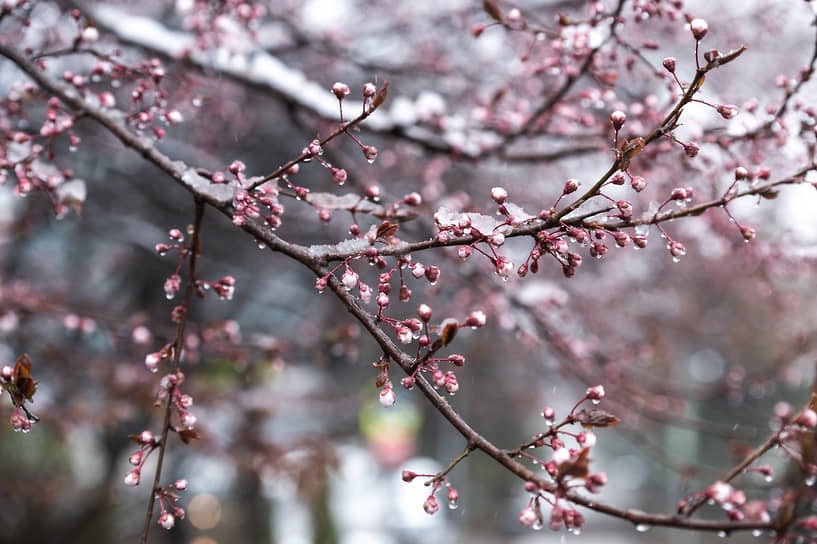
[672,256,681,263]
[591,398,601,405]
[571,528,582,536]
[752,529,763,537]
[448,499,458,510]
[532,518,543,531]
[192,97,202,107]
[429,280,438,286]
[165,292,175,300]
[805,474,816,486]
[68,146,77,152]
[367,158,375,164]
[718,530,727,538]
[635,524,651,533]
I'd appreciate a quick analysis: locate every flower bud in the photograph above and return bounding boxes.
[331,82,350,100]
[490,186,508,204]
[423,495,440,515]
[690,18,708,40]
[124,469,141,486]
[158,512,175,530]
[717,104,736,119]
[610,110,626,130]
[519,506,538,527]
[586,385,605,401]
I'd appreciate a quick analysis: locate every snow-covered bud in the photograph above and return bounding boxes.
[563,178,579,194]
[423,495,440,515]
[578,431,597,448]
[308,139,323,156]
[491,186,508,204]
[331,82,350,100]
[341,269,358,291]
[519,506,538,527]
[706,481,733,504]
[174,479,188,490]
[158,512,175,530]
[165,110,183,125]
[362,145,378,162]
[690,18,708,40]
[552,447,571,465]
[735,166,750,180]
[124,469,141,486]
[418,303,432,321]
[10,409,27,431]
[586,385,605,401]
[332,168,347,185]
[495,257,514,278]
[228,160,245,174]
[363,83,377,98]
[542,406,555,421]
[717,104,736,119]
[81,25,99,43]
[464,310,486,328]
[662,56,676,72]
[610,110,626,130]
[140,430,155,444]
[669,240,686,258]
[404,192,422,206]
[797,409,817,428]
[379,384,396,407]
[145,352,161,372]
[444,372,459,394]
[397,327,413,344]
[670,187,689,200]
[449,354,466,366]
[129,451,143,465]
[180,411,197,429]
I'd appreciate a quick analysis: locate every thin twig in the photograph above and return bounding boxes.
[139,199,205,543]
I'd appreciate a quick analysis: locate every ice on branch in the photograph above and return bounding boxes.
[180,167,235,206]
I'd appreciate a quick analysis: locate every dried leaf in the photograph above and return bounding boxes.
[371,80,389,111]
[439,318,459,347]
[178,428,200,444]
[12,354,37,401]
[561,447,591,479]
[482,0,503,22]
[575,408,620,428]
[376,221,400,240]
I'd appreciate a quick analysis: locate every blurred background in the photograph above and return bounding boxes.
[1,0,817,542]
